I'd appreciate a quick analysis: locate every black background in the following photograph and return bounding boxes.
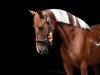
[3,0,100,75]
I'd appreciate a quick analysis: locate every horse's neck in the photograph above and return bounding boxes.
[56,23,84,50]
[56,24,72,47]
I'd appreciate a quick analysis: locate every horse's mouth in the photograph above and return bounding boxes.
[36,45,48,54]
[35,32,53,54]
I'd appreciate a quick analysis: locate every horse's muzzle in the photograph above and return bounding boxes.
[36,45,48,54]
[35,38,52,54]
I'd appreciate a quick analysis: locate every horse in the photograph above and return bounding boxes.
[29,9,100,75]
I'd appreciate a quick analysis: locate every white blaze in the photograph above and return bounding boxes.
[36,42,39,53]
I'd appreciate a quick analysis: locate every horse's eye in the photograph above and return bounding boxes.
[38,26,44,31]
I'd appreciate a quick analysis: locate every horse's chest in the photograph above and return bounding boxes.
[69,51,82,65]
[61,49,82,67]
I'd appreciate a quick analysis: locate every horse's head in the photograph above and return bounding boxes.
[30,9,55,54]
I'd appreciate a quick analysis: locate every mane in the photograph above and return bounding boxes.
[49,9,90,29]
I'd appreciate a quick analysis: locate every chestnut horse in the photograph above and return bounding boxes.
[30,9,100,75]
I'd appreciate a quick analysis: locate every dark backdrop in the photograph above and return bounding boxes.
[4,0,100,75]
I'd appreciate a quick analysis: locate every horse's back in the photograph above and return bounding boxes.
[90,24,100,40]
[91,24,100,31]
[88,24,100,65]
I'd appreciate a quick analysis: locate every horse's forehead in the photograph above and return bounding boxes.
[34,13,46,27]
[34,13,41,21]
[33,13,41,26]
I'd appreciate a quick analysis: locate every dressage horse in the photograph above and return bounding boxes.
[30,9,100,75]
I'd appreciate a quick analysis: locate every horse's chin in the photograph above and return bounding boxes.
[36,46,48,54]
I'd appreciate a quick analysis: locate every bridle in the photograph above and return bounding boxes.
[35,11,54,46]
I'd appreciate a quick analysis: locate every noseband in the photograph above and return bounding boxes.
[35,12,54,46]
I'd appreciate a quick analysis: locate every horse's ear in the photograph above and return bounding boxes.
[36,9,44,18]
[29,10,36,15]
